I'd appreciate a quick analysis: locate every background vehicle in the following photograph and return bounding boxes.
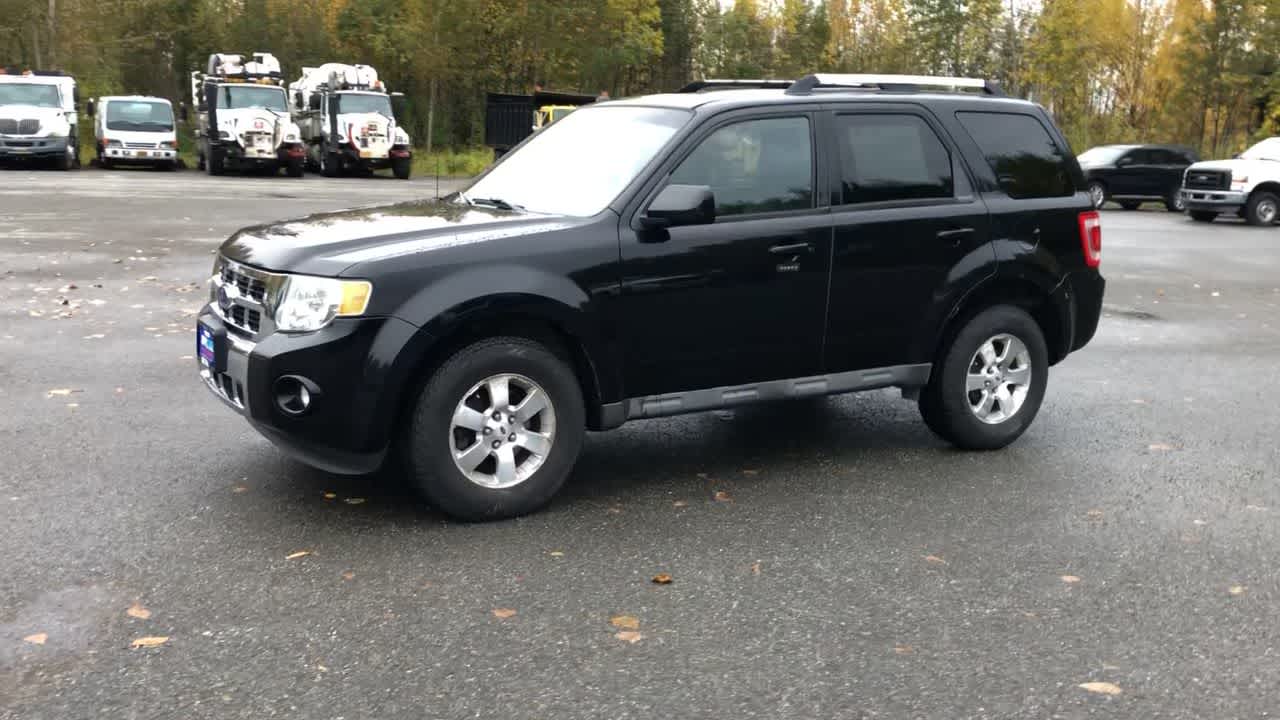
[289,63,412,179]
[0,67,79,170]
[197,73,1105,521]
[87,95,178,170]
[484,89,596,160]
[1079,143,1197,211]
[191,52,305,177]
[1182,138,1280,226]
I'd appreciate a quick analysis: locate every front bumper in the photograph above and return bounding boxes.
[196,306,418,475]
[1182,188,1246,211]
[104,146,176,162]
[0,135,68,158]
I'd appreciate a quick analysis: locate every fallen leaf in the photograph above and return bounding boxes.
[114,387,124,394]
[652,573,673,585]
[286,550,311,560]
[23,633,47,645]
[341,571,355,581]
[231,484,248,494]
[1061,575,1081,584]
[713,490,732,502]
[322,492,336,500]
[1078,681,1122,696]
[1245,504,1268,512]
[924,555,947,565]
[130,636,169,649]
[741,469,759,476]
[1086,509,1105,519]
[672,500,688,508]
[610,615,640,630]
[751,561,762,575]
[46,388,78,397]
[492,608,517,619]
[1229,585,1246,596]
[126,603,152,620]
[893,644,914,655]
[1132,398,1148,404]
[66,403,79,409]
[548,550,565,557]
[614,631,643,644]
[83,333,105,340]
[1148,443,1175,451]
[343,497,366,505]
[179,355,194,361]
[1211,291,1221,297]
[1192,519,1207,526]
[1156,288,1165,296]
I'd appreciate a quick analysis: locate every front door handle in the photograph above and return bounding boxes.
[769,241,814,255]
[936,227,976,240]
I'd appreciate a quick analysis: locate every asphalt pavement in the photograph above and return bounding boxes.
[3,172,1280,719]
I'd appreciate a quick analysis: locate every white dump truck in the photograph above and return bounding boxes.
[87,96,178,170]
[191,52,305,177]
[289,63,412,179]
[0,67,79,170]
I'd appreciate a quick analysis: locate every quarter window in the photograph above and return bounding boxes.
[956,111,1074,199]
[669,116,813,217]
[836,114,954,204]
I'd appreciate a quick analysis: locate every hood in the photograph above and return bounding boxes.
[101,127,177,144]
[1185,158,1264,176]
[0,104,70,128]
[220,199,578,276]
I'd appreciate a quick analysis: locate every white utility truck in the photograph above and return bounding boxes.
[289,63,412,179]
[1181,137,1280,226]
[88,96,178,170]
[191,53,304,177]
[0,67,79,170]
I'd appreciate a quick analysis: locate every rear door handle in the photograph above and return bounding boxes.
[936,227,975,240]
[769,242,814,255]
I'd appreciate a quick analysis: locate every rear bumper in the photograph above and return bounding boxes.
[1182,188,1246,211]
[1065,270,1105,355]
[0,136,68,158]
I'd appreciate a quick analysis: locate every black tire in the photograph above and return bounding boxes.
[286,156,304,178]
[1164,187,1186,213]
[320,150,340,177]
[392,156,411,180]
[207,147,224,176]
[57,136,76,171]
[1189,210,1217,223]
[919,305,1049,451]
[99,145,113,170]
[1244,191,1280,226]
[197,152,205,171]
[1119,200,1141,210]
[1087,181,1107,209]
[402,337,585,521]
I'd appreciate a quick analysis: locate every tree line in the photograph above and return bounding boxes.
[2,0,1278,158]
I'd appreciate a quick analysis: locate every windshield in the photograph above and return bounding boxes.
[217,85,288,112]
[1241,138,1280,161]
[1077,146,1132,165]
[0,83,61,108]
[464,106,689,216]
[337,93,392,116]
[105,100,174,132]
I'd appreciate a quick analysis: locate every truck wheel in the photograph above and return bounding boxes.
[1087,181,1106,209]
[286,156,304,178]
[1164,187,1186,212]
[402,336,585,521]
[207,148,224,176]
[392,157,411,180]
[320,151,339,178]
[1189,210,1217,223]
[1244,191,1279,226]
[98,144,113,170]
[57,137,76,171]
[919,305,1048,451]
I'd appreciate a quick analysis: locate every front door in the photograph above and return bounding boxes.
[823,107,993,372]
[617,112,832,398]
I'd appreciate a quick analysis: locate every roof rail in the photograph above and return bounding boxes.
[786,74,1003,96]
[679,79,794,93]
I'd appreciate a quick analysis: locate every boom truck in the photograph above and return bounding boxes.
[191,53,305,177]
[289,63,412,179]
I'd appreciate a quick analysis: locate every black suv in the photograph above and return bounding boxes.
[196,74,1105,520]
[1078,143,1198,211]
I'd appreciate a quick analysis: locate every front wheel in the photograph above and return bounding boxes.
[1189,210,1217,223]
[57,136,76,170]
[320,150,340,177]
[206,147,224,176]
[285,156,304,178]
[1087,181,1107,209]
[919,305,1048,450]
[1165,187,1186,213]
[1244,191,1279,226]
[402,337,585,521]
[392,156,411,180]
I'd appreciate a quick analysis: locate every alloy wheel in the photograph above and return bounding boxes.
[966,334,1032,425]
[450,373,556,489]
[1089,183,1105,209]
[1258,198,1278,224]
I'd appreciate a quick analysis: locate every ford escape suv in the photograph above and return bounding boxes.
[196,73,1105,520]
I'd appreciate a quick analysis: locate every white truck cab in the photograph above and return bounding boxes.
[89,96,178,169]
[1182,137,1280,226]
[192,53,305,177]
[289,63,412,179]
[0,68,79,170]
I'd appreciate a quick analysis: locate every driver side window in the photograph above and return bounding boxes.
[669,116,813,217]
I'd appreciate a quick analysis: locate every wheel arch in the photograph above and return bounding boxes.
[1249,182,1280,201]
[932,271,1072,369]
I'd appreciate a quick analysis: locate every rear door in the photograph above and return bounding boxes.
[823,104,992,372]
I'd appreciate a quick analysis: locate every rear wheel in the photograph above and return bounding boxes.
[402,337,585,521]
[285,156,304,178]
[1244,191,1279,226]
[1164,187,1186,212]
[57,136,76,171]
[1087,181,1107,209]
[1119,200,1141,210]
[919,305,1048,450]
[392,156,411,180]
[320,149,340,177]
[1189,210,1217,223]
[206,147,224,176]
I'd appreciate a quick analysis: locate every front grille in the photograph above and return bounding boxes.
[205,369,245,409]
[0,118,37,135]
[1185,170,1230,190]
[5,141,34,148]
[226,304,262,333]
[125,142,157,150]
[221,265,267,303]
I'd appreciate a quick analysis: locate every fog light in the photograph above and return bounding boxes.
[274,375,321,416]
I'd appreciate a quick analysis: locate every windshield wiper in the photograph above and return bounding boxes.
[458,193,523,212]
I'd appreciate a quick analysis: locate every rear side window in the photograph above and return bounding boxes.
[956,111,1073,199]
[835,114,953,204]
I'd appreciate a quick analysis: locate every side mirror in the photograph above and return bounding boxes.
[86,99,95,117]
[179,102,189,123]
[641,184,715,230]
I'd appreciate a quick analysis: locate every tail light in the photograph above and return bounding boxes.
[1078,210,1102,268]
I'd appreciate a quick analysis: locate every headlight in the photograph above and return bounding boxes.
[219,130,232,140]
[284,133,297,141]
[274,275,372,333]
[160,140,177,149]
[105,138,123,148]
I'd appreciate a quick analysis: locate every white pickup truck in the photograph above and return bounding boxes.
[88,96,178,170]
[1181,138,1280,225]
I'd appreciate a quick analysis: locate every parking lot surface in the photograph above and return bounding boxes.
[3,173,1280,718]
